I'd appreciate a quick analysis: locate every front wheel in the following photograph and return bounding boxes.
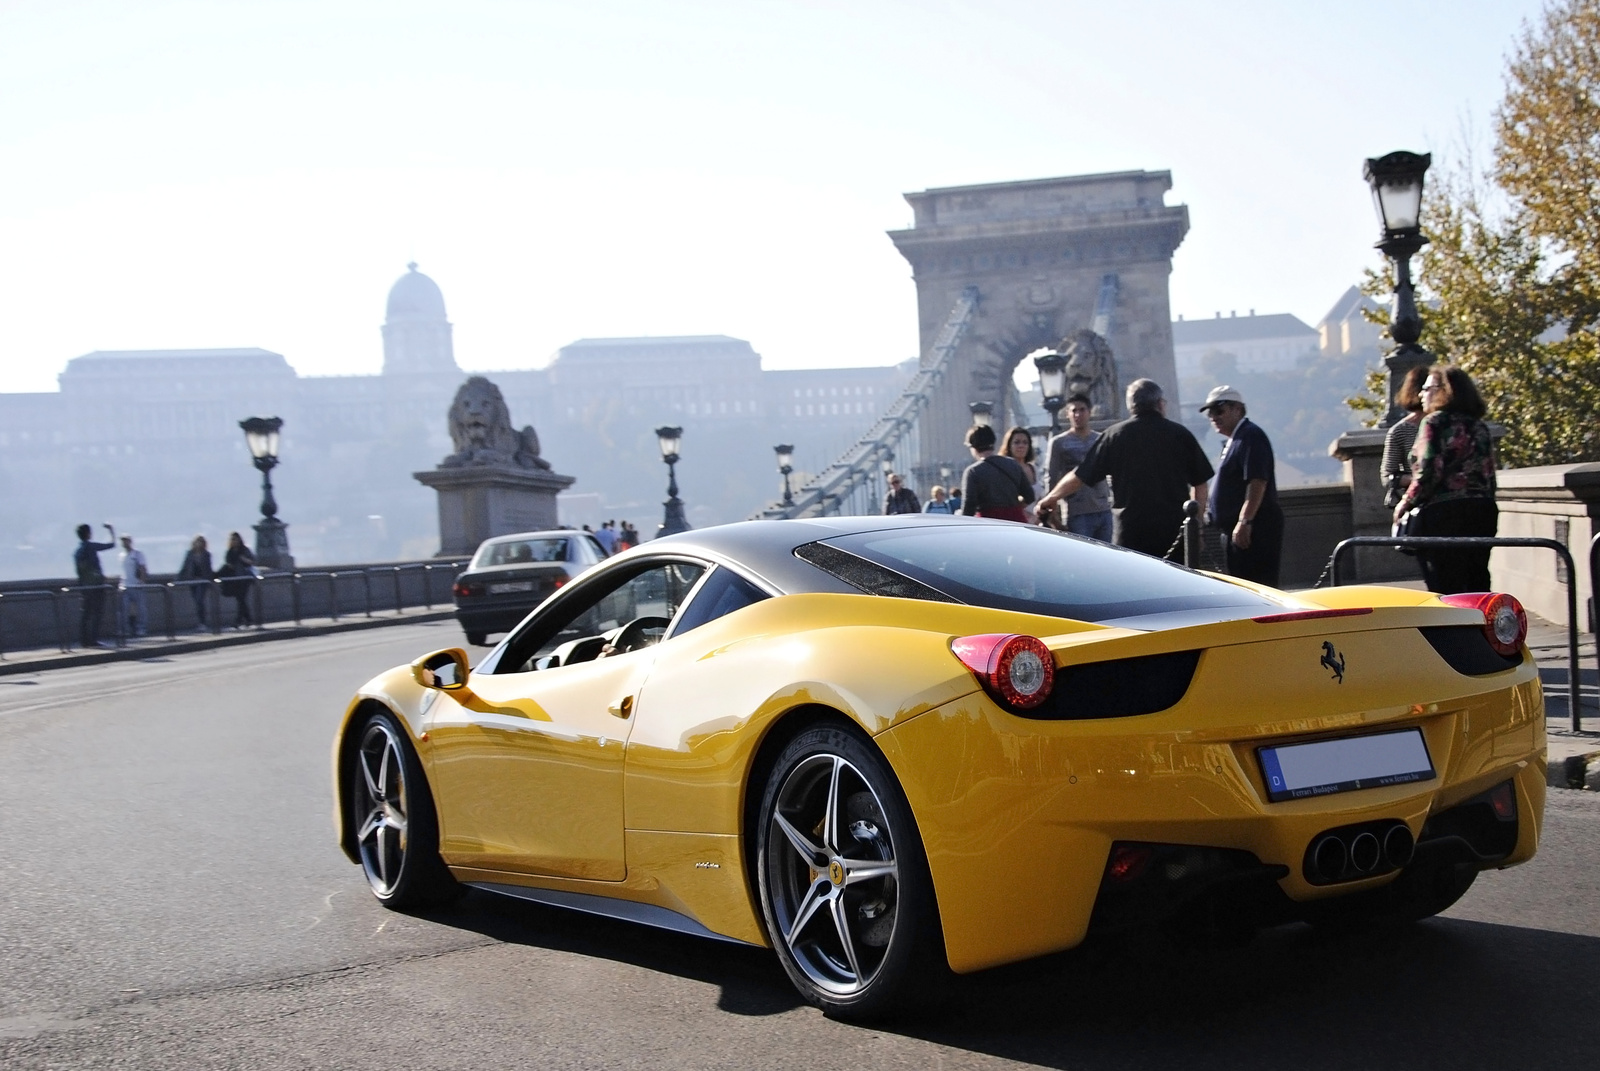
[349,712,460,908]
[755,724,946,1020]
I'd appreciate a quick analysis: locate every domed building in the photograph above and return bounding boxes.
[381,263,459,376]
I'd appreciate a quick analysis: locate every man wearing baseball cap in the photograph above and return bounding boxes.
[1199,385,1282,586]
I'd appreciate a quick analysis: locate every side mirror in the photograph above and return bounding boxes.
[411,648,471,692]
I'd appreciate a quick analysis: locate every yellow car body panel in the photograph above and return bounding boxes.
[334,587,1544,976]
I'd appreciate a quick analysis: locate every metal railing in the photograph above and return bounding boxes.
[0,560,470,660]
[1327,536,1584,731]
[750,286,980,520]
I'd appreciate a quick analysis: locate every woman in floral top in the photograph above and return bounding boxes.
[1394,364,1497,593]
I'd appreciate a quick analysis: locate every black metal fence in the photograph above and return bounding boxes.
[0,560,470,659]
[1326,536,1584,732]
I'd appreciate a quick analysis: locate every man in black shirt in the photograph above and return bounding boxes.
[74,522,117,649]
[1036,379,1213,559]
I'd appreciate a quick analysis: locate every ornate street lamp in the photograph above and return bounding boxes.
[239,416,293,569]
[1030,347,1069,432]
[654,425,690,537]
[1363,150,1432,427]
[968,401,993,428]
[774,444,795,507]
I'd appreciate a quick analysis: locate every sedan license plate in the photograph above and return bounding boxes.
[1257,728,1434,803]
[487,581,536,594]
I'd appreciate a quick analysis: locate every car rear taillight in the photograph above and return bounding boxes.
[1439,592,1527,656]
[553,576,567,588]
[453,581,484,598]
[951,633,1055,711]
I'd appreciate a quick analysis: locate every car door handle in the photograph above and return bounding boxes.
[609,695,634,719]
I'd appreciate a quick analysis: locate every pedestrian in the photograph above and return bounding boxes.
[219,531,257,628]
[1044,393,1113,541]
[1382,366,1429,509]
[959,424,1035,522]
[1001,426,1039,522]
[1036,379,1213,559]
[947,486,962,513]
[922,485,955,514]
[118,534,150,638]
[74,522,117,649]
[1394,365,1498,593]
[177,535,214,630]
[1199,385,1283,586]
[883,473,921,515]
[594,520,619,556]
[619,521,638,550]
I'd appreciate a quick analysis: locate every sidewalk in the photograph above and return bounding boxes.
[1526,614,1600,789]
[0,605,458,676]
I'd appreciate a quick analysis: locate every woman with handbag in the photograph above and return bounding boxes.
[959,424,1036,522]
[1393,365,1497,594]
[220,531,258,628]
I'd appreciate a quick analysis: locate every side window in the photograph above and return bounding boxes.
[671,566,770,637]
[493,559,706,673]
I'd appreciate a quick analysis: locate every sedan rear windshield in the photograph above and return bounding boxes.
[474,538,569,568]
[810,525,1283,623]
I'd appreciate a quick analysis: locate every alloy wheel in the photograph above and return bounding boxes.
[765,752,900,996]
[355,720,410,896]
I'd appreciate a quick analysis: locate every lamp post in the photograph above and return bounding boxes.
[654,425,690,537]
[1363,150,1432,427]
[239,416,293,569]
[968,401,993,428]
[1030,347,1069,432]
[774,444,795,507]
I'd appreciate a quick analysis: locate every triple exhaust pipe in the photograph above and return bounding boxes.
[1304,820,1415,885]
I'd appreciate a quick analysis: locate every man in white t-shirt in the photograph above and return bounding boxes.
[119,535,150,637]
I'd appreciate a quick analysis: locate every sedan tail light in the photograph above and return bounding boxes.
[453,580,484,598]
[1439,592,1527,656]
[951,633,1055,711]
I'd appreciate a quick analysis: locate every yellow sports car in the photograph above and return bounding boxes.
[333,517,1544,1017]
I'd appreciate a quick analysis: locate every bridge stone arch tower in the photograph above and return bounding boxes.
[888,171,1188,484]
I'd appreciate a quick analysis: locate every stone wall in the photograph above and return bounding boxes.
[1491,463,1600,631]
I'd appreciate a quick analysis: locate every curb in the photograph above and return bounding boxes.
[0,609,457,676]
[1547,749,1600,791]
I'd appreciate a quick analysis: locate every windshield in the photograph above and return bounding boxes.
[474,537,569,568]
[813,526,1283,623]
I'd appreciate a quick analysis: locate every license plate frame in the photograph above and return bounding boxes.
[1257,728,1435,803]
[487,580,536,595]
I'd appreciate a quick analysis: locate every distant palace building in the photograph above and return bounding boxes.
[0,265,904,578]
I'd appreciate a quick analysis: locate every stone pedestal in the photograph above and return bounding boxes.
[1492,463,1600,631]
[1330,427,1418,584]
[413,465,576,558]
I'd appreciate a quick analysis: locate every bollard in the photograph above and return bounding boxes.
[1565,755,1590,790]
[1181,500,1201,568]
[391,567,403,614]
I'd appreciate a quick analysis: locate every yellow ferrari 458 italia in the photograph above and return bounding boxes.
[333,517,1544,1018]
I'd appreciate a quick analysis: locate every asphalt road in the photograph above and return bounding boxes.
[1,621,1597,1070]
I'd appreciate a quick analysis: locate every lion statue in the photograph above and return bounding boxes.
[1060,329,1119,422]
[441,376,552,470]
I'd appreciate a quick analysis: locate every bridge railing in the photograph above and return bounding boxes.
[750,286,980,520]
[0,559,471,659]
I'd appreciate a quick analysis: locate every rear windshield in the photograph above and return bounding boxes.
[812,526,1283,623]
[474,537,569,567]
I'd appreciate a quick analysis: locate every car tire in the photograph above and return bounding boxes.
[349,711,460,909]
[465,631,487,647]
[755,723,947,1020]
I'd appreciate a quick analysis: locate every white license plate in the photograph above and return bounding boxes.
[1257,728,1435,802]
[487,581,536,594]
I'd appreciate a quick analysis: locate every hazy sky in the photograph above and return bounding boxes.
[0,0,1547,393]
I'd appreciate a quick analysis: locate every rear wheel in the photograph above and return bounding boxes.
[755,724,945,1020]
[465,630,487,647]
[350,712,459,908]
